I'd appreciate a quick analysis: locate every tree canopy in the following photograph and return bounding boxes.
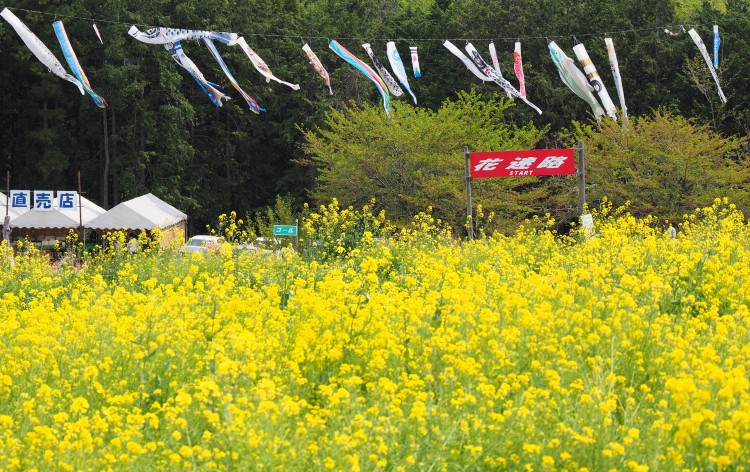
[572,110,749,222]
[1,0,749,231]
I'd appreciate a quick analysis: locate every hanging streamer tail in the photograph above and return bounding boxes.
[92,23,103,44]
[514,42,527,98]
[302,43,333,95]
[236,37,300,91]
[548,41,605,120]
[488,42,511,98]
[204,39,264,114]
[410,46,421,77]
[1,8,84,94]
[572,43,617,120]
[386,42,417,104]
[329,39,390,115]
[53,21,107,108]
[713,25,720,69]
[604,38,628,122]
[165,41,229,107]
[464,43,541,114]
[362,43,404,96]
[688,28,727,103]
[443,40,492,81]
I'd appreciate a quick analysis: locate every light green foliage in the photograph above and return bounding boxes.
[673,0,726,19]
[300,91,553,233]
[572,110,749,222]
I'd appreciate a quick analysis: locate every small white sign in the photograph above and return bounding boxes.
[57,191,78,210]
[10,190,31,210]
[34,191,55,211]
[581,213,595,236]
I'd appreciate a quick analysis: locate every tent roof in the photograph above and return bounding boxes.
[10,196,105,229]
[86,193,187,230]
[0,193,27,221]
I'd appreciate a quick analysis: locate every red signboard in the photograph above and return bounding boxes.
[469,148,575,178]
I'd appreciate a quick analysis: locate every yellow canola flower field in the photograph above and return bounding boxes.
[0,198,749,471]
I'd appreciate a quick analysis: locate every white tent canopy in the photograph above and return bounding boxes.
[86,193,186,231]
[10,195,105,229]
[1,192,28,221]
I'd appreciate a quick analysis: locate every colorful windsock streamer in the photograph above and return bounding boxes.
[53,21,107,108]
[329,39,390,115]
[410,46,421,77]
[128,25,237,45]
[713,25,720,68]
[688,28,726,103]
[572,43,617,120]
[464,43,541,114]
[548,41,605,120]
[93,23,103,44]
[514,42,527,98]
[362,43,403,96]
[303,43,333,94]
[237,38,300,91]
[204,38,264,114]
[165,41,229,107]
[1,8,84,95]
[605,37,628,122]
[386,42,417,104]
[443,40,492,82]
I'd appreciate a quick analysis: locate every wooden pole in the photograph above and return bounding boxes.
[3,170,10,245]
[464,146,474,241]
[77,171,84,244]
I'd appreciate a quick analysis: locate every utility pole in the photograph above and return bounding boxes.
[464,146,474,241]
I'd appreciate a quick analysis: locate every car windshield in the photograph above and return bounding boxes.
[187,238,211,246]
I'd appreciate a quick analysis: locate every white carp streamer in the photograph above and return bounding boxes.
[604,38,628,122]
[688,28,726,103]
[572,43,617,120]
[386,42,417,104]
[410,46,421,77]
[128,25,237,45]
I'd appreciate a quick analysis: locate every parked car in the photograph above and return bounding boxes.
[182,235,222,253]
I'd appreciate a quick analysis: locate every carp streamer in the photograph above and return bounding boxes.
[53,20,107,108]
[1,8,84,95]
[204,38,264,113]
[329,40,391,115]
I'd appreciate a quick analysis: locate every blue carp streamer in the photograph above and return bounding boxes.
[53,20,107,108]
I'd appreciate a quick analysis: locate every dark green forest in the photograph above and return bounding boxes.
[1,0,748,233]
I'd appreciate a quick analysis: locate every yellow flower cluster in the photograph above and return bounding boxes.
[0,198,748,470]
